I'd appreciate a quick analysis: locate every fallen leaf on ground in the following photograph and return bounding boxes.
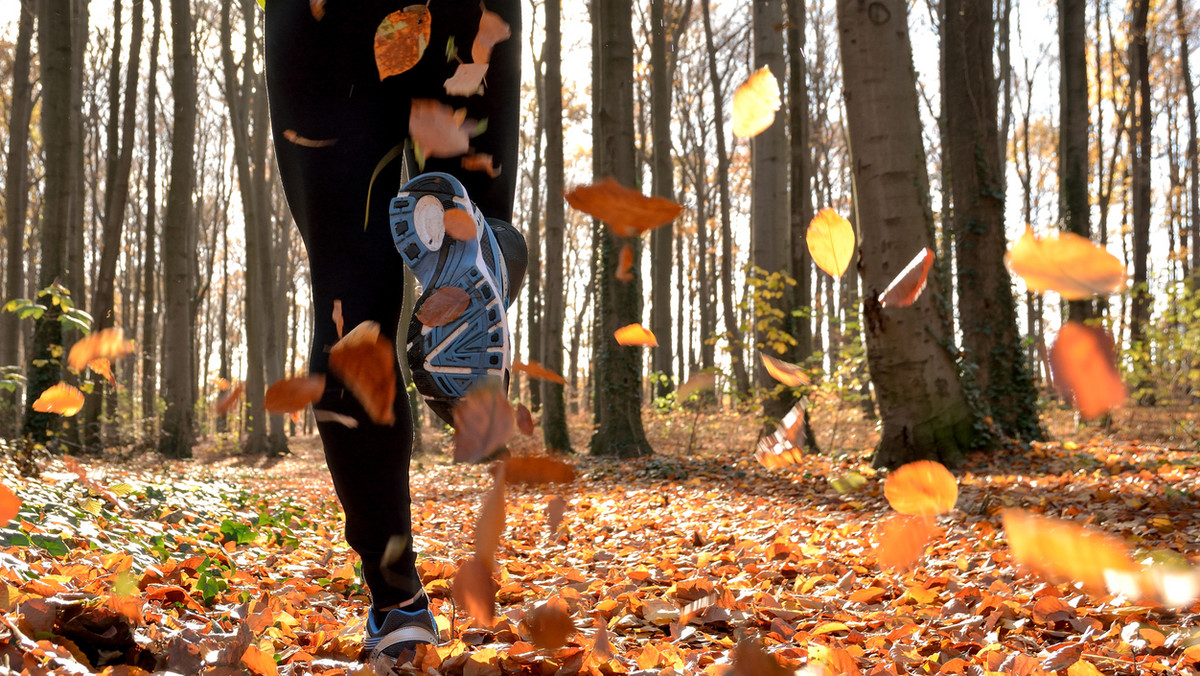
[884,460,957,516]
[614,323,657,347]
[1049,321,1126,420]
[32,382,85,416]
[881,247,935,308]
[263,375,325,415]
[564,178,683,238]
[731,66,781,138]
[416,287,471,327]
[374,5,431,80]
[1005,227,1126,299]
[329,321,396,425]
[807,208,855,279]
[68,328,136,371]
[452,379,516,462]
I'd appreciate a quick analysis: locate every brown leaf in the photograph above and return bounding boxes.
[731,66,781,138]
[452,556,497,625]
[332,299,344,340]
[761,354,810,386]
[546,495,566,534]
[881,247,935,308]
[516,403,534,435]
[443,208,477,242]
[416,287,471,327]
[875,514,935,571]
[283,129,337,148]
[616,243,635,282]
[1049,321,1126,420]
[216,381,245,415]
[329,321,396,425]
[471,5,511,64]
[511,360,567,385]
[309,0,324,20]
[444,63,489,96]
[677,371,716,401]
[374,5,431,80]
[731,639,790,676]
[452,379,516,462]
[263,374,325,415]
[525,597,573,651]
[564,178,684,238]
[462,153,501,177]
[32,382,85,416]
[68,327,136,371]
[503,455,576,486]
[614,323,657,347]
[884,460,958,516]
[409,99,472,159]
[474,469,506,569]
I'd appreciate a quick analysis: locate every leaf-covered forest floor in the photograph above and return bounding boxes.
[3,402,1200,675]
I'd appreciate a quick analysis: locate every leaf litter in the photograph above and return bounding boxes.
[5,409,1200,674]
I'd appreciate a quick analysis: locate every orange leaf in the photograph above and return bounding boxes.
[309,0,324,20]
[1005,227,1127,299]
[283,129,336,148]
[241,644,278,676]
[511,360,567,385]
[88,358,115,386]
[32,382,85,416]
[731,639,790,676]
[443,208,477,242]
[0,483,20,526]
[462,153,501,177]
[1002,508,1139,596]
[761,354,810,386]
[676,371,716,400]
[546,495,567,533]
[409,99,472,159]
[564,178,684,238]
[616,243,635,282]
[453,556,497,625]
[807,207,856,279]
[263,374,325,414]
[614,323,657,347]
[731,66,781,139]
[444,63,489,96]
[881,247,935,308]
[755,403,807,469]
[329,321,396,425]
[374,5,431,80]
[515,403,534,435]
[216,381,245,415]
[332,299,344,340]
[68,327,136,371]
[416,286,471,327]
[884,460,957,516]
[875,514,935,571]
[1049,321,1126,420]
[474,469,506,569]
[525,597,573,651]
[503,455,576,486]
[471,5,511,64]
[452,379,516,462]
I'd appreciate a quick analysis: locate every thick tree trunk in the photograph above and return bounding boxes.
[141,0,162,430]
[1128,0,1151,354]
[649,0,674,396]
[837,0,979,468]
[1059,0,1092,322]
[946,0,1039,440]
[541,0,571,452]
[2,0,35,437]
[590,0,652,458]
[159,0,197,458]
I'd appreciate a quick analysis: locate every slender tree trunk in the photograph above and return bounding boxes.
[1060,0,1093,322]
[701,0,750,396]
[649,0,674,396]
[2,0,35,437]
[526,47,545,411]
[1178,0,1199,276]
[141,0,162,430]
[837,0,980,468]
[787,0,813,369]
[1128,0,1152,355]
[159,0,197,458]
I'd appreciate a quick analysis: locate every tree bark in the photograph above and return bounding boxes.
[787,0,813,371]
[141,0,162,429]
[159,0,197,458]
[1128,0,1151,354]
[837,0,979,468]
[1178,0,1199,276]
[526,46,545,411]
[1059,0,1092,322]
[590,0,652,458]
[649,0,674,396]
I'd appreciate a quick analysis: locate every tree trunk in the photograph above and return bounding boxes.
[159,0,197,458]
[700,0,750,397]
[526,47,545,411]
[946,0,1039,440]
[141,0,162,430]
[649,0,674,396]
[541,0,571,452]
[1128,0,1151,355]
[837,0,979,468]
[787,0,813,370]
[1178,0,1199,276]
[590,0,652,458]
[1059,0,1092,322]
[2,0,35,437]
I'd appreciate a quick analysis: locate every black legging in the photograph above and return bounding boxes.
[265,0,521,609]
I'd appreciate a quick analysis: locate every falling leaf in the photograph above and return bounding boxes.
[309,0,324,20]
[884,460,957,516]
[546,496,566,533]
[731,66,782,138]
[875,514,935,571]
[807,208,856,279]
[408,99,472,159]
[1002,509,1139,596]
[88,358,115,386]
[332,300,344,340]
[881,247,935,308]
[616,243,635,282]
[263,374,325,415]
[731,638,791,676]
[283,129,336,148]
[516,403,534,435]
[462,153,501,177]
[216,381,245,415]
[564,178,684,238]
[511,360,567,385]
[762,354,810,386]
[68,327,136,371]
[677,371,716,401]
[829,471,867,494]
[0,484,20,526]
[525,597,573,651]
[1005,227,1127,299]
[329,321,396,425]
[755,434,804,470]
[32,382,85,416]
[503,455,575,486]
[452,379,516,462]
[474,469,506,569]
[443,208,477,242]
[1050,321,1126,420]
[214,377,231,391]
[471,5,511,64]
[453,556,497,625]
[416,287,471,327]
[444,63,489,96]
[614,323,657,347]
[374,5,432,80]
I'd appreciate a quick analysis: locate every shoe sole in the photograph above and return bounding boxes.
[390,173,510,420]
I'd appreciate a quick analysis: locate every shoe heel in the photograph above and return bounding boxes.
[390,193,445,270]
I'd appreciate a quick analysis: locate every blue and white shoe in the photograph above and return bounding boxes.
[364,603,439,670]
[390,172,513,426]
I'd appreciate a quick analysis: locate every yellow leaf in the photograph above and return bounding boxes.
[32,382,85,416]
[1005,227,1126,299]
[807,208,855,279]
[884,460,957,516]
[731,66,781,138]
[614,323,657,347]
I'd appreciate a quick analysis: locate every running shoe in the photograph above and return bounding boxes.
[363,603,439,671]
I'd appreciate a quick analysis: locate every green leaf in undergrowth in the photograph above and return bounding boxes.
[219,519,256,546]
[193,556,229,606]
